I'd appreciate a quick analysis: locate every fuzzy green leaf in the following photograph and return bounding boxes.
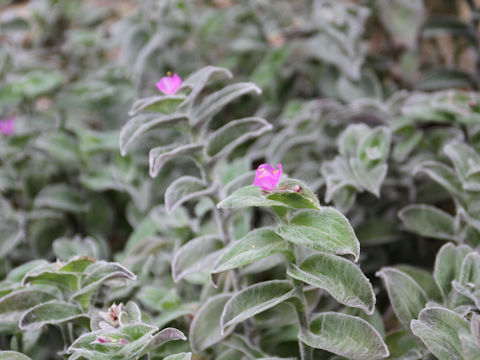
[444,140,480,191]
[34,184,85,214]
[172,235,223,283]
[358,126,391,167]
[395,265,442,302]
[128,95,186,116]
[149,143,203,178]
[287,254,375,314]
[73,262,135,308]
[414,161,464,198]
[276,208,360,261]
[119,301,142,326]
[0,222,24,259]
[434,243,471,300]
[206,117,272,161]
[19,300,86,331]
[266,179,321,210]
[0,351,32,360]
[217,185,287,209]
[411,307,476,360]
[35,132,80,164]
[221,280,295,332]
[193,83,262,128]
[119,113,188,156]
[452,252,480,308]
[165,176,214,214]
[350,160,387,197]
[0,288,56,325]
[22,270,79,293]
[212,229,291,274]
[399,204,457,241]
[189,294,233,352]
[179,66,233,109]
[376,267,427,327]
[59,256,96,273]
[299,312,389,360]
[143,327,186,354]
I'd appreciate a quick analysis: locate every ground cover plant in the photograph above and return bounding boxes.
[1,0,480,359]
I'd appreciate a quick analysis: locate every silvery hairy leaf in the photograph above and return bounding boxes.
[399,204,457,241]
[376,267,427,327]
[192,83,262,129]
[172,235,223,283]
[119,113,188,156]
[287,253,375,314]
[165,176,215,214]
[277,208,360,261]
[0,351,32,360]
[189,293,233,353]
[211,228,292,275]
[221,280,295,333]
[298,312,389,360]
[19,300,87,331]
[411,307,479,360]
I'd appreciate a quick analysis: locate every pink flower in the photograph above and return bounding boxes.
[156,73,182,95]
[254,163,282,191]
[0,117,14,135]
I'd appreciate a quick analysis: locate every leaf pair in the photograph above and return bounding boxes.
[321,124,391,211]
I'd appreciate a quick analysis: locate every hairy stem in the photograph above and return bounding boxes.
[294,280,313,360]
[211,195,240,292]
[287,242,313,360]
[15,333,23,353]
[60,324,70,349]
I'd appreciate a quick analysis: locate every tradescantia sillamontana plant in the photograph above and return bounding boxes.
[119,65,389,360]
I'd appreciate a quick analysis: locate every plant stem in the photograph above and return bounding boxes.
[287,239,313,360]
[60,324,70,349]
[209,178,257,339]
[293,280,313,360]
[15,333,23,353]
[298,335,313,360]
[211,197,240,292]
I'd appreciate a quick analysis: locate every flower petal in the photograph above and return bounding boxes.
[254,163,282,191]
[156,74,183,95]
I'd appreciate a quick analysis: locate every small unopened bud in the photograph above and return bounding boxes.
[98,337,112,343]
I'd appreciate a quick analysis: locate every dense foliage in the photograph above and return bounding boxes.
[1,0,480,359]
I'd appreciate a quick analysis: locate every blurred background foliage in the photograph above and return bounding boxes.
[2,0,480,358]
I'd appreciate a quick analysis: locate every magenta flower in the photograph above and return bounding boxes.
[0,117,14,135]
[156,73,182,95]
[254,163,282,191]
